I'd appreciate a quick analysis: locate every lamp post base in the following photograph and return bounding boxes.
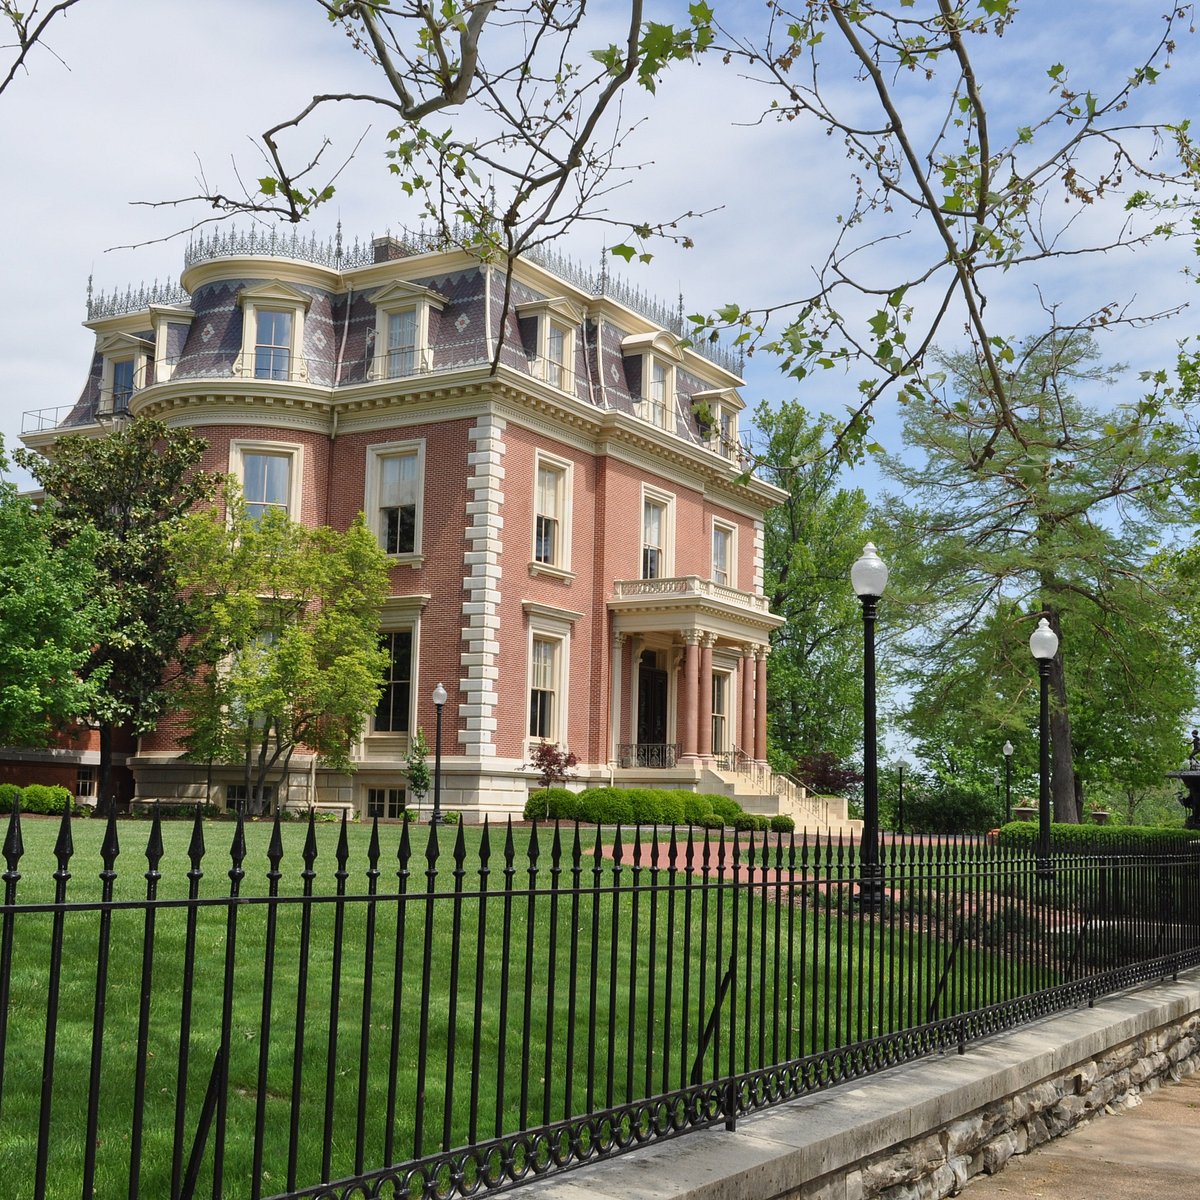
[856,865,885,912]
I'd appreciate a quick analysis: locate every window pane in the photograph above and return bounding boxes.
[244,452,290,520]
[388,309,418,376]
[375,630,413,732]
[713,526,730,584]
[547,324,565,386]
[378,452,419,553]
[255,310,292,380]
[112,360,135,406]
[529,638,557,738]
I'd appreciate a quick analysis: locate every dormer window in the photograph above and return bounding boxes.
[369,280,446,379]
[516,297,582,392]
[622,331,684,432]
[95,331,152,419]
[692,389,744,460]
[235,281,312,383]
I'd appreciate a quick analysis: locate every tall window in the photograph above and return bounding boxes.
[712,674,728,753]
[111,359,135,410]
[379,452,419,554]
[529,637,558,739]
[76,766,97,803]
[712,522,733,587]
[254,310,292,380]
[376,631,413,733]
[643,499,666,579]
[387,308,418,377]
[546,322,567,388]
[243,452,291,520]
[535,461,565,566]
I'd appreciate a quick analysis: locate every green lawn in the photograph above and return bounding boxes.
[0,815,1033,1199]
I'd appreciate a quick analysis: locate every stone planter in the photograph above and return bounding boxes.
[1012,805,1037,821]
[1089,810,1111,825]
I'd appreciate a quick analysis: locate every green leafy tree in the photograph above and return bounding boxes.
[882,332,1195,822]
[173,499,391,813]
[753,401,871,772]
[404,729,432,816]
[0,438,106,745]
[15,419,215,808]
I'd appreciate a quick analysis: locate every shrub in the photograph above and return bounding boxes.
[524,788,578,821]
[0,783,20,814]
[998,820,1200,853]
[575,787,635,826]
[682,794,716,825]
[443,811,461,825]
[706,794,743,825]
[906,780,999,834]
[732,812,770,832]
[18,784,75,815]
[770,814,796,833]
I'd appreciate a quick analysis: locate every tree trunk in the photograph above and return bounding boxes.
[98,722,115,817]
[1048,652,1080,823]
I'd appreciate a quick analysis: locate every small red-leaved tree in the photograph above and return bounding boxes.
[527,742,578,790]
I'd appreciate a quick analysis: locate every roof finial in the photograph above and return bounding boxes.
[335,218,343,263]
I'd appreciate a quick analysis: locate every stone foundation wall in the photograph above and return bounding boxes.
[817,1016,1200,1200]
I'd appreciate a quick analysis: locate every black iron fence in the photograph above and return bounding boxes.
[1,807,1199,1200]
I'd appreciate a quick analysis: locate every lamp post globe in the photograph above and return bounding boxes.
[431,683,448,825]
[852,543,887,910]
[1029,619,1059,877]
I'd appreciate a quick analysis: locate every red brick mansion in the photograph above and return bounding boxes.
[15,226,837,824]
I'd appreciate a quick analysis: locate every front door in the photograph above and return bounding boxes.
[637,653,669,763]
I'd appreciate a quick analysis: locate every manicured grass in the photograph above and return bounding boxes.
[0,815,1026,1199]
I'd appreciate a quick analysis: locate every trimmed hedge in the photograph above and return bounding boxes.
[524,786,757,828]
[0,783,78,816]
[998,820,1200,852]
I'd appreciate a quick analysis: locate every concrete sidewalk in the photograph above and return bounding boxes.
[963,1070,1200,1199]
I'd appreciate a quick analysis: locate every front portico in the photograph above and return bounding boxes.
[607,576,784,771]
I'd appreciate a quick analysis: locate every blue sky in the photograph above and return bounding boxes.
[1,1,1196,495]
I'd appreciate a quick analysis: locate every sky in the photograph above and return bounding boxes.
[1,0,1197,499]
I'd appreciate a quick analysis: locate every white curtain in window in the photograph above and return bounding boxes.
[644,501,662,550]
[537,464,561,519]
[380,453,419,508]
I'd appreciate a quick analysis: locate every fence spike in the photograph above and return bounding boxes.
[453,819,467,868]
[302,809,319,879]
[479,816,492,870]
[229,812,247,885]
[397,816,412,879]
[2,804,23,878]
[549,821,562,873]
[267,811,285,877]
[100,807,120,874]
[503,817,516,876]
[611,824,623,868]
[367,816,381,878]
[145,805,164,877]
[335,810,351,877]
[186,806,205,871]
[52,801,74,876]
[425,820,441,873]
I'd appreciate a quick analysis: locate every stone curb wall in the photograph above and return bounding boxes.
[814,1014,1200,1200]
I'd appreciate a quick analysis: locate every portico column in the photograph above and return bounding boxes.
[609,630,626,763]
[680,633,700,761]
[627,636,644,749]
[698,634,715,760]
[740,645,755,756]
[754,646,769,764]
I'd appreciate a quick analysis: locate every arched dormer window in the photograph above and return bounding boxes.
[516,296,583,392]
[368,280,447,379]
[235,280,313,383]
[621,330,684,432]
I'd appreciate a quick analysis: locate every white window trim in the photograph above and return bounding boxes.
[692,388,745,460]
[96,332,152,417]
[365,439,427,566]
[229,439,304,520]
[621,330,683,432]
[523,601,581,750]
[366,596,429,747]
[712,517,738,589]
[234,280,312,383]
[641,484,676,580]
[368,280,446,380]
[516,296,583,392]
[529,450,575,580]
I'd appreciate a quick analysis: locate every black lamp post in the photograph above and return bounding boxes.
[1002,739,1013,824]
[431,682,448,825]
[852,543,888,910]
[895,758,909,835]
[1029,618,1059,877]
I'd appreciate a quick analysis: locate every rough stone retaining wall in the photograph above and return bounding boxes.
[522,973,1200,1200]
[848,1015,1200,1200]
